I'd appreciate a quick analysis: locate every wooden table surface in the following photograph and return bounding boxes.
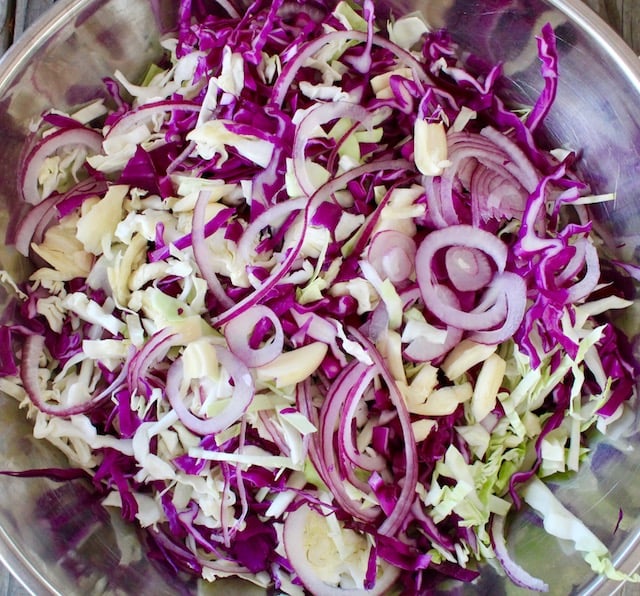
[0,0,637,594]
[584,0,640,53]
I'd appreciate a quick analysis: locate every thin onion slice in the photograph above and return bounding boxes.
[471,273,528,345]
[283,503,401,595]
[127,327,179,395]
[21,335,111,416]
[416,224,507,276]
[191,191,234,309]
[349,327,418,537]
[14,178,108,256]
[317,360,382,523]
[14,194,66,257]
[367,230,417,284]
[19,127,103,205]
[422,129,540,228]
[104,100,201,140]
[445,246,492,292]
[416,225,527,342]
[293,101,373,197]
[490,513,549,592]
[166,346,254,436]
[223,305,284,368]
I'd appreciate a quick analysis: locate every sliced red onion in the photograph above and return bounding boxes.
[14,178,108,256]
[223,305,284,367]
[468,166,521,226]
[127,326,179,395]
[236,196,308,265]
[445,245,492,292]
[317,361,382,523]
[105,100,200,140]
[417,225,507,277]
[328,361,387,478]
[296,378,333,488]
[21,335,110,416]
[422,176,454,228]
[19,127,103,205]
[490,513,549,592]
[229,418,250,541]
[166,346,254,436]
[367,303,390,343]
[283,503,401,595]
[339,380,387,474]
[564,240,600,302]
[470,273,527,345]
[423,129,539,229]
[419,272,508,331]
[367,230,417,284]
[348,328,418,537]
[416,225,527,342]
[479,127,540,192]
[191,190,234,309]
[399,285,422,310]
[293,101,373,197]
[448,131,538,193]
[14,194,65,256]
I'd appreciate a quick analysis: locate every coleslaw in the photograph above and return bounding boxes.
[0,0,639,593]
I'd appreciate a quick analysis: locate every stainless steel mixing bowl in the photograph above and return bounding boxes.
[1,0,640,594]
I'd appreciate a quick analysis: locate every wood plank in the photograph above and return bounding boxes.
[583,0,640,53]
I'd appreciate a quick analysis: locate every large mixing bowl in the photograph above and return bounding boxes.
[1,0,640,594]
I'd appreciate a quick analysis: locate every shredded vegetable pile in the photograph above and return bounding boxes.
[0,0,639,593]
